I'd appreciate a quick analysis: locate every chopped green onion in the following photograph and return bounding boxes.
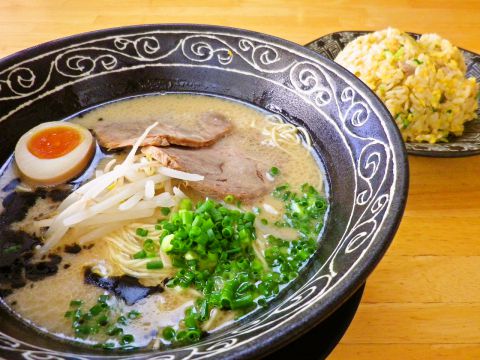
[220,280,236,309]
[134,187,327,346]
[107,326,123,336]
[97,315,109,326]
[98,295,109,304]
[243,212,255,223]
[189,225,202,238]
[186,329,202,342]
[161,234,174,252]
[135,228,148,237]
[269,166,280,176]
[176,330,187,341]
[69,300,83,307]
[257,297,268,307]
[3,245,21,254]
[120,334,134,345]
[394,46,404,58]
[143,239,158,256]
[185,251,198,260]
[196,199,214,213]
[161,207,171,216]
[180,209,194,225]
[226,247,241,254]
[89,304,103,316]
[127,310,141,319]
[222,226,233,238]
[146,260,164,270]
[171,213,181,226]
[74,325,96,337]
[64,294,146,346]
[224,194,235,203]
[162,326,176,341]
[179,198,193,210]
[221,216,232,227]
[133,250,147,259]
[231,294,254,309]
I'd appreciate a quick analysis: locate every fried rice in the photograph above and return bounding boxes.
[335,28,479,143]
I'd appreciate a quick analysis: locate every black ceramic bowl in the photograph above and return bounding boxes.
[0,24,408,359]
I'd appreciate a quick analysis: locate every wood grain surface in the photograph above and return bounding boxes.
[0,1,479,359]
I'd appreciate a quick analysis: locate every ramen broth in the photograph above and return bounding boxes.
[0,94,324,350]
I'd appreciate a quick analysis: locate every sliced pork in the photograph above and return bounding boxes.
[142,141,271,202]
[92,112,232,150]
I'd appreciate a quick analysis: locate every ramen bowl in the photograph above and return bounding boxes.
[0,24,408,359]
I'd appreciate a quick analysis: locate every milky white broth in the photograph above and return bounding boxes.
[1,94,324,349]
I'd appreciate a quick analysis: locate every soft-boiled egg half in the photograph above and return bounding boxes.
[15,121,95,186]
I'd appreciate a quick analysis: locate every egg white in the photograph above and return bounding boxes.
[15,121,95,186]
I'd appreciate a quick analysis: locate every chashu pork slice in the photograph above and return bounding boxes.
[142,142,271,202]
[92,112,232,150]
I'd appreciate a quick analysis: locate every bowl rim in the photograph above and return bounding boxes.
[0,23,410,359]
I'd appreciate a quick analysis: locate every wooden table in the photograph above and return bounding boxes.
[1,1,479,359]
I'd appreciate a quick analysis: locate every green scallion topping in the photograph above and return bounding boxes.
[120,334,134,345]
[89,304,104,316]
[179,198,193,210]
[69,300,83,307]
[146,260,164,270]
[107,326,123,336]
[135,228,148,237]
[97,315,109,326]
[224,194,235,203]
[117,315,127,325]
[98,295,109,304]
[101,342,115,349]
[143,239,158,256]
[162,326,176,341]
[127,310,141,319]
[269,166,280,176]
[152,184,326,344]
[3,244,21,254]
[64,294,142,347]
[65,182,326,348]
[133,250,147,259]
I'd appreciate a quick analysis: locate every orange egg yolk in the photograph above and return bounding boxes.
[27,126,82,159]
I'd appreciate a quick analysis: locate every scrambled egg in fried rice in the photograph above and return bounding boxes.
[335,28,479,143]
